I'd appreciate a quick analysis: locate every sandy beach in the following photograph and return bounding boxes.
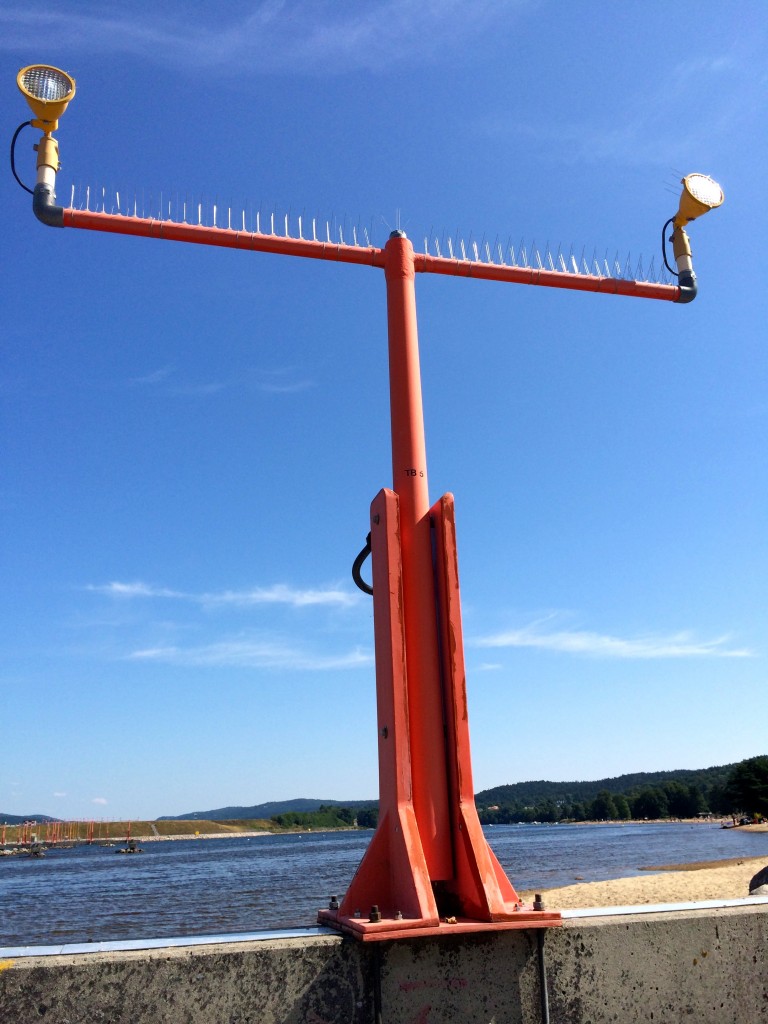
[520,854,768,909]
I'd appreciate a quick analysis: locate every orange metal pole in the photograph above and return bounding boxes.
[383,231,452,880]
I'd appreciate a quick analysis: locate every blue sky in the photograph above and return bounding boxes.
[2,2,766,821]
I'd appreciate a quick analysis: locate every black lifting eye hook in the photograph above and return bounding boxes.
[352,532,373,596]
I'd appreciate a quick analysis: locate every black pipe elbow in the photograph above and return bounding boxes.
[32,182,64,228]
[675,269,697,303]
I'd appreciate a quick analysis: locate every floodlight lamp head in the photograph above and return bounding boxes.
[674,173,724,228]
[17,64,76,131]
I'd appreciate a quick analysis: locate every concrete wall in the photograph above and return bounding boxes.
[1,906,766,1023]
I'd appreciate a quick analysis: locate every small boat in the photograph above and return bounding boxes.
[116,839,143,854]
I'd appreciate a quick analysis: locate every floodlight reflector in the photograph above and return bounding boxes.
[674,173,724,227]
[17,64,76,125]
[684,173,723,208]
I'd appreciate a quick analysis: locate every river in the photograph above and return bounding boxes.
[1,822,765,947]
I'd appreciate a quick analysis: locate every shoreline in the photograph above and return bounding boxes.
[519,854,768,909]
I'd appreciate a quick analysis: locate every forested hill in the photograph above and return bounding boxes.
[160,765,741,819]
[159,798,376,821]
[475,764,734,809]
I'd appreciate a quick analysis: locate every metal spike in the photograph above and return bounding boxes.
[472,241,479,262]
[460,239,467,261]
[364,227,371,247]
[353,225,358,246]
[447,237,454,259]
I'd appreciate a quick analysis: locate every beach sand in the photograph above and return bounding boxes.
[520,854,768,909]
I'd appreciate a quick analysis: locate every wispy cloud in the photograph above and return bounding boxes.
[90,581,184,600]
[126,365,312,396]
[129,637,372,670]
[477,43,766,167]
[127,367,175,387]
[127,366,226,396]
[246,367,316,395]
[89,579,359,609]
[92,797,108,805]
[0,1,514,74]
[474,615,752,659]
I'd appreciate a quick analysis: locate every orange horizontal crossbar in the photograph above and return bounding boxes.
[61,209,680,301]
[414,251,680,301]
[61,209,386,268]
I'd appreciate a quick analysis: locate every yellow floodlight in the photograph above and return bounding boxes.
[674,173,724,228]
[17,64,76,131]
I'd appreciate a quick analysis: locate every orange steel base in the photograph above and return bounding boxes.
[318,488,560,938]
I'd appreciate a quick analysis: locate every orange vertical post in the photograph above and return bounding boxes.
[319,232,561,938]
[382,231,452,880]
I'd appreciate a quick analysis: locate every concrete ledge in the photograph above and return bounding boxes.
[1,906,766,1023]
[0,935,371,1024]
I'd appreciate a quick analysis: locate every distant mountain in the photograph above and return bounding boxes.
[474,763,736,808]
[158,763,741,821]
[158,798,377,821]
[0,813,58,825]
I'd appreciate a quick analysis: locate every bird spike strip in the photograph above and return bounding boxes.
[63,183,679,300]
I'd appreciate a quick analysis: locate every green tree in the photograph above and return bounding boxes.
[591,790,617,820]
[631,787,669,819]
[662,781,705,818]
[724,756,768,817]
[570,802,587,822]
[613,795,631,820]
[356,807,379,829]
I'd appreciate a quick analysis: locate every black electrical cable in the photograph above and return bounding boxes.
[661,217,679,278]
[352,532,374,596]
[10,120,35,194]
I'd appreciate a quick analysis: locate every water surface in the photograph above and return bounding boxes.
[1,823,764,946]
